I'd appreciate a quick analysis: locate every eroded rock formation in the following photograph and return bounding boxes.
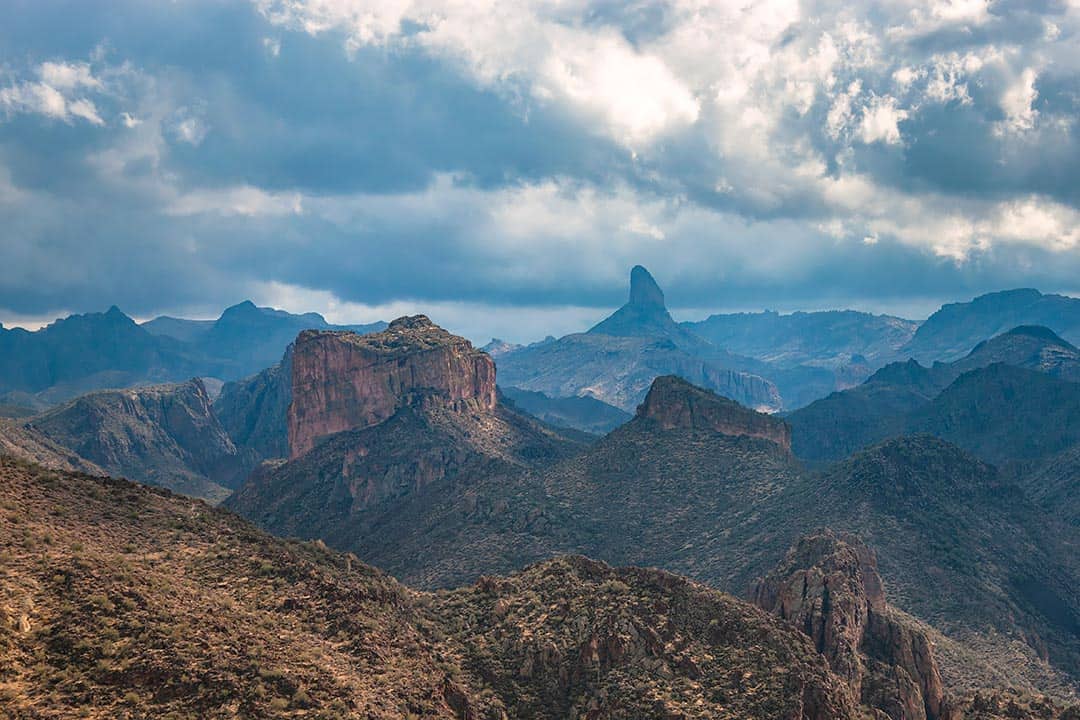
[637,374,792,450]
[753,531,954,720]
[287,315,496,458]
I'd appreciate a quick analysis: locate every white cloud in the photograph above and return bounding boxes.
[38,61,100,90]
[0,61,106,125]
[999,67,1039,133]
[858,95,908,144]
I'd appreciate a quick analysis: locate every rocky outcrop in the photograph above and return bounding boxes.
[497,266,783,412]
[637,374,791,450]
[28,379,246,502]
[287,315,496,458]
[753,531,954,720]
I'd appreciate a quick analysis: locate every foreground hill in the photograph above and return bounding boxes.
[28,379,250,503]
[1,456,875,719]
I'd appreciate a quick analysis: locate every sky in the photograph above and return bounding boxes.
[2,0,1080,343]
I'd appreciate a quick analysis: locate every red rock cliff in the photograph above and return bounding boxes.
[636,374,791,450]
[288,315,496,458]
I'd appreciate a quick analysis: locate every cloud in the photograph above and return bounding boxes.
[0,61,107,125]
[1,0,1080,339]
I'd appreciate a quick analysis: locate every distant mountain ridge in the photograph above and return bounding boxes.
[903,289,1080,362]
[0,301,386,408]
[788,325,1080,465]
[496,266,784,412]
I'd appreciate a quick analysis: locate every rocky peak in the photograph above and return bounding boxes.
[753,531,953,720]
[637,375,791,450]
[288,316,496,458]
[628,264,665,309]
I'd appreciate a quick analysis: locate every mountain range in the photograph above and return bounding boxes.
[0,300,384,411]
[3,267,1080,715]
[225,315,1080,702]
[788,326,1080,466]
[6,455,1078,718]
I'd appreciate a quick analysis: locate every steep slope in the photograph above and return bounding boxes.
[788,328,1080,465]
[500,386,631,435]
[0,457,863,719]
[903,289,1080,362]
[1023,445,1080,527]
[322,376,801,590]
[905,364,1080,467]
[496,266,782,412]
[226,316,587,559]
[28,379,248,502]
[684,308,917,369]
[213,346,292,460]
[0,420,104,475]
[754,532,952,720]
[785,438,1080,694]
[287,315,497,459]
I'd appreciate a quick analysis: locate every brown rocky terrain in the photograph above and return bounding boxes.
[1,456,870,719]
[226,317,587,551]
[754,532,952,719]
[27,379,249,503]
[639,374,791,450]
[288,315,497,458]
[225,316,1080,702]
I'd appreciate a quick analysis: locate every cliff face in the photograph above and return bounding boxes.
[28,379,246,502]
[753,532,953,720]
[287,315,496,458]
[214,345,292,460]
[637,374,791,450]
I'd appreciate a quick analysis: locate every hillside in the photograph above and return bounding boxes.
[903,289,1080,362]
[0,457,868,719]
[272,376,1080,699]
[788,328,1080,465]
[0,420,104,475]
[28,379,249,503]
